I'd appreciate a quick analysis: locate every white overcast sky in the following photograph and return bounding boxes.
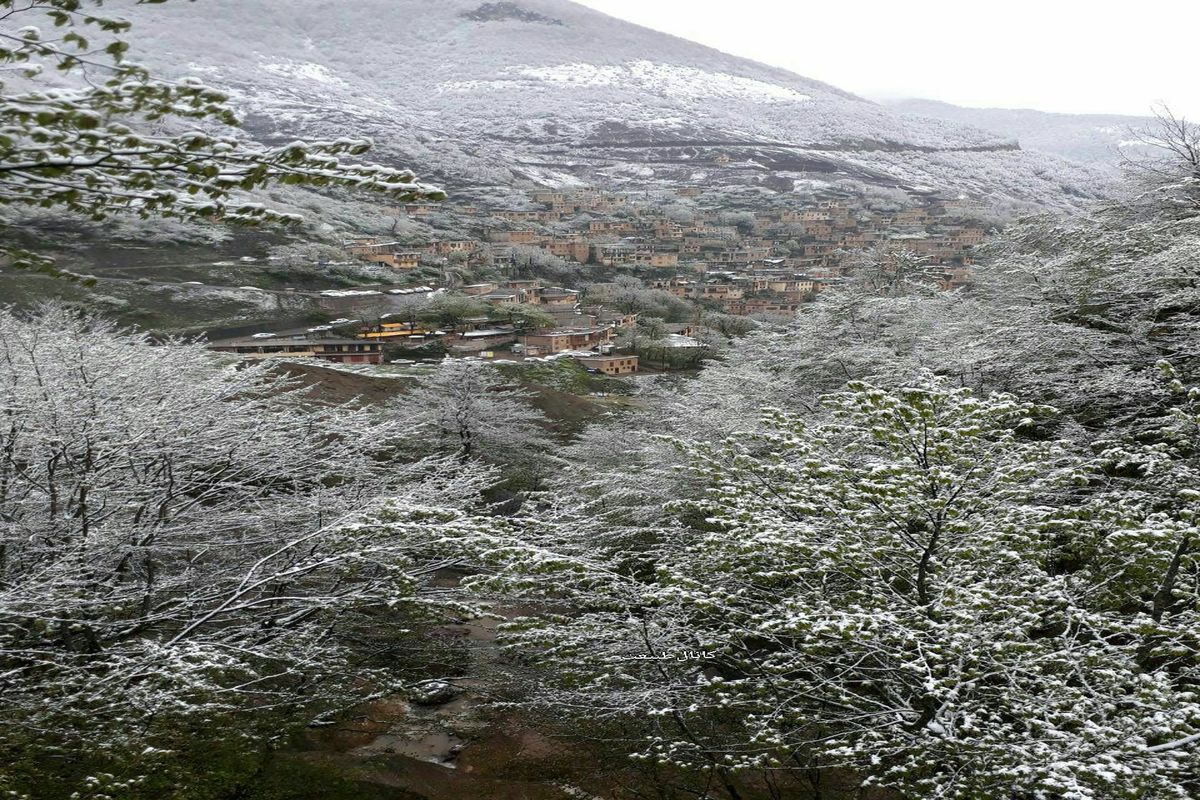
[573,0,1199,118]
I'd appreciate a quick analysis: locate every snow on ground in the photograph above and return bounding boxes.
[440,61,811,105]
[515,166,589,189]
[437,79,524,93]
[260,60,346,86]
[518,62,812,104]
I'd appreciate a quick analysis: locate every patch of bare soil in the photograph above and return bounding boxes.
[270,362,414,407]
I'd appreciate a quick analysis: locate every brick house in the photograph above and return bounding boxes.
[208,335,384,365]
[521,326,615,356]
[575,355,639,375]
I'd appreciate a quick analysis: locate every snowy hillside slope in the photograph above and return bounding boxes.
[891,99,1157,172]
[113,0,1110,208]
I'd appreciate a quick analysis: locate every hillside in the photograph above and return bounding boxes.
[113,0,1109,209]
[890,98,1156,171]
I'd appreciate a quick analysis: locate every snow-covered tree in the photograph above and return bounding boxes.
[0,305,500,758]
[488,301,556,332]
[0,0,443,279]
[700,310,757,338]
[489,376,1200,799]
[1121,107,1200,219]
[397,359,557,479]
[419,293,490,332]
[607,282,696,322]
[507,243,582,283]
[845,245,949,296]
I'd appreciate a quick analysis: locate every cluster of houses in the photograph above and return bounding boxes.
[344,238,479,270]
[350,186,986,310]
[363,278,646,373]
[208,185,990,374]
[208,277,647,375]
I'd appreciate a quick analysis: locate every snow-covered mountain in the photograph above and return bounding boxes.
[118,0,1109,208]
[890,99,1157,172]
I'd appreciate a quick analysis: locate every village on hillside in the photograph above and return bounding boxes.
[207,181,989,375]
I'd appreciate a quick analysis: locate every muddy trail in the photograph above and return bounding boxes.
[293,610,594,800]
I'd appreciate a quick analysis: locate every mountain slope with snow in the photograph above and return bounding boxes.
[116,0,1109,208]
[890,99,1157,172]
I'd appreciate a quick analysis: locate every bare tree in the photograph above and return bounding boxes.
[1121,106,1200,217]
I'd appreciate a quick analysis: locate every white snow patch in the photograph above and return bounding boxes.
[520,62,811,104]
[260,60,346,86]
[517,165,589,189]
[438,79,524,93]
[440,61,811,105]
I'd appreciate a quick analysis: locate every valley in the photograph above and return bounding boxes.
[3,2,1199,800]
